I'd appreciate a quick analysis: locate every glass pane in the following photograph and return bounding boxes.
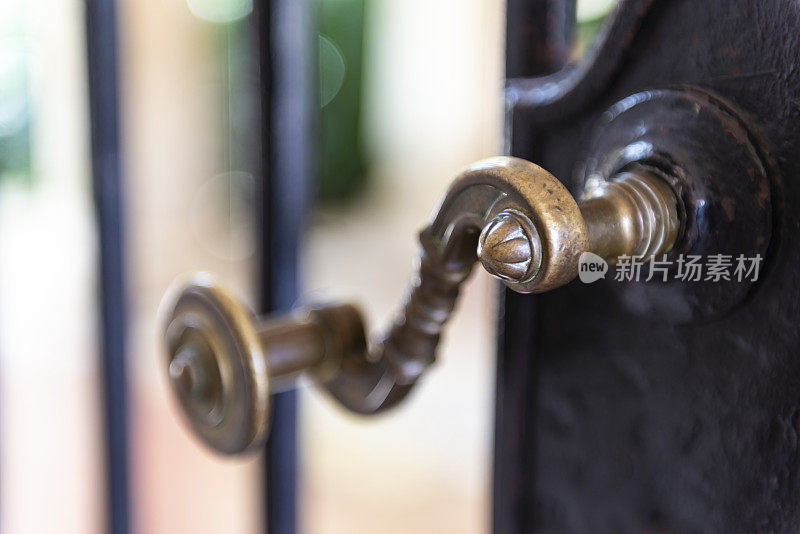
[120,0,261,532]
[0,1,104,532]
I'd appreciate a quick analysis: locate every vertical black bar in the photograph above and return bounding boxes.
[85,1,129,534]
[493,290,538,534]
[495,1,574,533]
[254,0,314,533]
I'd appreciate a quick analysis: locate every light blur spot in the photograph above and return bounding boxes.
[186,0,253,24]
[577,0,617,22]
[318,33,346,108]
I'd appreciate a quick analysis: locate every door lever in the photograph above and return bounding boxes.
[162,155,681,454]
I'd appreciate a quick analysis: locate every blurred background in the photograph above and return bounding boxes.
[0,0,614,532]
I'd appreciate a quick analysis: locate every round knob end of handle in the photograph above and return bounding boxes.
[471,159,589,293]
[162,274,270,454]
[477,209,543,283]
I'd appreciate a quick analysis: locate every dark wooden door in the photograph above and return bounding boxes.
[496,1,800,532]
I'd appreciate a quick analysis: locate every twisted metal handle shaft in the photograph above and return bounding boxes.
[162,156,681,454]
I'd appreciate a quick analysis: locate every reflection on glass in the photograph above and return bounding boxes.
[319,34,346,108]
[191,171,255,261]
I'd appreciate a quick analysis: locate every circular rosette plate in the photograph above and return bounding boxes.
[162,274,269,454]
[581,88,772,321]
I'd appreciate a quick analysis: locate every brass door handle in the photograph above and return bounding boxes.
[162,156,682,454]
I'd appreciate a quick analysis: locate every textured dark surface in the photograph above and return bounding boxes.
[497,0,800,533]
[506,0,575,78]
[581,88,771,322]
[507,0,655,125]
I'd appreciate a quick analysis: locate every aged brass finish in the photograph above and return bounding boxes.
[581,169,682,263]
[477,209,542,283]
[162,156,682,454]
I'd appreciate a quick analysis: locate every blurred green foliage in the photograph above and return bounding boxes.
[0,45,33,184]
[316,0,369,203]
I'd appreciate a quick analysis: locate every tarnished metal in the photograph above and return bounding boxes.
[477,209,542,283]
[162,155,682,454]
[581,169,682,263]
[163,275,269,454]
